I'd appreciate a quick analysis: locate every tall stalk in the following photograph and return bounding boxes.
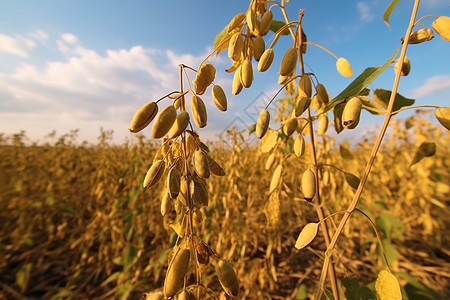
[316,0,421,298]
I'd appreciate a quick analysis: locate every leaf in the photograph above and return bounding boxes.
[397,272,440,300]
[270,20,290,35]
[259,129,279,153]
[360,96,387,115]
[434,107,450,130]
[249,123,256,135]
[50,290,74,300]
[344,172,360,190]
[16,263,32,292]
[376,213,406,240]
[117,283,133,300]
[295,283,308,300]
[264,192,280,227]
[326,46,400,111]
[383,0,400,30]
[341,277,376,300]
[213,25,228,49]
[295,222,319,250]
[101,272,120,286]
[380,239,399,265]
[333,102,345,134]
[123,246,137,269]
[58,207,80,217]
[323,288,335,300]
[339,142,354,160]
[342,277,360,300]
[169,222,182,237]
[410,142,436,167]
[375,269,402,300]
[373,89,415,113]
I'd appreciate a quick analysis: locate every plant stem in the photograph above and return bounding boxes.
[295,9,340,300]
[355,208,391,269]
[315,0,421,297]
[304,41,339,59]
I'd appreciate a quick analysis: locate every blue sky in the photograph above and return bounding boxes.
[0,0,449,145]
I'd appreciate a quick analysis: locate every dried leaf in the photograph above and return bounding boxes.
[410,142,436,167]
[264,192,280,227]
[435,107,450,131]
[344,172,360,190]
[259,129,278,153]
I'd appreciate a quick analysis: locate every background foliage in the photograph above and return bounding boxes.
[1,115,448,299]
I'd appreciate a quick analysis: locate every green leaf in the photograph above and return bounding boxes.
[123,246,137,269]
[295,283,308,300]
[342,277,360,300]
[270,20,290,35]
[58,207,80,217]
[326,46,400,111]
[410,142,436,167]
[360,96,387,115]
[339,143,354,160]
[373,89,415,113]
[248,123,256,135]
[333,102,345,134]
[374,201,389,210]
[213,25,228,49]
[50,290,74,300]
[342,277,377,300]
[397,272,440,300]
[323,288,335,300]
[101,272,121,286]
[117,283,133,300]
[380,239,399,265]
[376,213,406,240]
[383,0,401,30]
[16,263,32,292]
[360,237,377,255]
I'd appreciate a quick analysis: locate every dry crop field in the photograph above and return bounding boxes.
[1,1,450,299]
[0,117,449,299]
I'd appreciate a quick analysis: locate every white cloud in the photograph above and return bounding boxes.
[28,30,49,44]
[0,34,35,57]
[61,33,78,44]
[413,75,450,98]
[0,33,214,143]
[357,2,374,22]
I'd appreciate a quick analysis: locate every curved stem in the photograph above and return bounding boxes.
[295,9,340,300]
[264,75,302,109]
[391,104,440,115]
[154,91,181,104]
[320,211,346,224]
[413,14,440,27]
[318,163,347,175]
[304,41,339,59]
[316,0,421,297]
[268,22,298,49]
[355,208,391,269]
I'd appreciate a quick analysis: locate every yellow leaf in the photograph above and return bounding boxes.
[435,107,450,131]
[264,192,280,227]
[375,269,402,300]
[259,129,278,153]
[295,223,319,250]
